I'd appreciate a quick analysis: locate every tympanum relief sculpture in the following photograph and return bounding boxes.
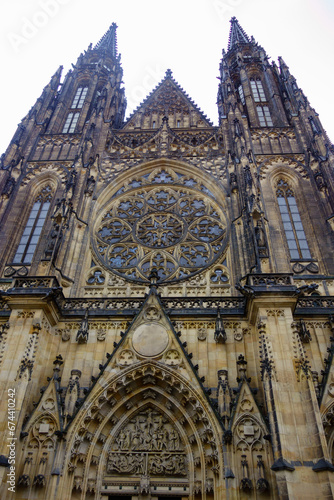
[107,409,187,477]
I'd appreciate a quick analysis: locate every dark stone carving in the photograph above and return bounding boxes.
[84,175,96,196]
[257,477,269,493]
[1,175,15,198]
[18,474,31,487]
[214,309,227,343]
[255,220,268,257]
[76,309,89,344]
[314,171,327,192]
[65,167,77,199]
[291,320,311,343]
[229,172,238,193]
[223,430,233,445]
[240,455,252,492]
[44,224,62,261]
[33,474,46,487]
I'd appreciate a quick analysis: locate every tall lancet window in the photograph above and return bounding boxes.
[257,106,273,127]
[250,78,266,102]
[276,179,311,260]
[13,186,53,264]
[238,84,245,105]
[62,112,80,133]
[62,86,88,133]
[71,86,88,109]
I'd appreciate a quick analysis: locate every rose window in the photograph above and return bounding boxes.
[92,184,228,283]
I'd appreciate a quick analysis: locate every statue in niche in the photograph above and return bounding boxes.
[1,175,15,198]
[65,167,77,200]
[84,175,96,196]
[45,223,62,260]
[255,220,268,257]
[76,309,89,344]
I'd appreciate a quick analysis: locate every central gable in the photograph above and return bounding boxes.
[124,69,213,130]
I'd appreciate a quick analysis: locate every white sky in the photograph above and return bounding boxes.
[1,0,333,155]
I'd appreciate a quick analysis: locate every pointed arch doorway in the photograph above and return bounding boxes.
[100,403,190,498]
[63,360,224,499]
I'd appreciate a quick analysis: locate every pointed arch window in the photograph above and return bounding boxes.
[62,86,88,133]
[250,78,266,102]
[71,86,88,109]
[276,179,311,260]
[238,84,245,105]
[13,186,52,264]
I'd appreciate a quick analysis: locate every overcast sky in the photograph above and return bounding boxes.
[1,0,333,155]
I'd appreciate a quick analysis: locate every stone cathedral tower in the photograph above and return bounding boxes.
[0,17,333,500]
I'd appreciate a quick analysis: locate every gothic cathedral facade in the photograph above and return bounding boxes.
[0,18,333,500]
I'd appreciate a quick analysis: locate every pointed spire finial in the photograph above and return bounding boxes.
[228,17,250,51]
[94,23,118,58]
[165,69,173,78]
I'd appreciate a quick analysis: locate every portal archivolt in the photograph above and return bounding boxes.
[61,361,224,499]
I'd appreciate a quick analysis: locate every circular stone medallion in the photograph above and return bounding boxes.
[132,323,169,357]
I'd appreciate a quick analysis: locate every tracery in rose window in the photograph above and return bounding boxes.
[92,182,228,283]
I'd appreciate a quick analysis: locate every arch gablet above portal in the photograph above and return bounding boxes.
[61,360,225,499]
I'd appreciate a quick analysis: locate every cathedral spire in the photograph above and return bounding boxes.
[94,22,118,58]
[227,17,250,51]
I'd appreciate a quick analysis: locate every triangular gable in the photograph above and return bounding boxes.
[229,378,269,440]
[58,288,226,495]
[24,378,62,434]
[68,286,221,428]
[123,70,213,130]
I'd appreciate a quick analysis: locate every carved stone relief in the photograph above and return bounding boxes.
[235,417,264,452]
[163,349,182,367]
[197,327,207,341]
[107,409,187,477]
[97,329,106,341]
[117,349,137,366]
[144,305,161,321]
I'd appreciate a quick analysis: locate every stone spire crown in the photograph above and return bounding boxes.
[227,17,250,51]
[94,22,118,58]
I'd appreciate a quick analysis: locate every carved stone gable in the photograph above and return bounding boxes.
[124,75,212,130]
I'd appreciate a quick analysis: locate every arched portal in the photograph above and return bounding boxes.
[60,361,225,500]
